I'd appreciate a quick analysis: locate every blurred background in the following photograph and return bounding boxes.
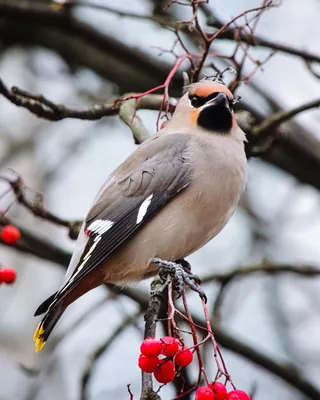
[1,0,320,399]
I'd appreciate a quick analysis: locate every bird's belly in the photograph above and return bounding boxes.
[103,172,243,282]
[157,182,239,258]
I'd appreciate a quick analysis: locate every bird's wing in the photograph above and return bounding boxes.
[54,134,192,303]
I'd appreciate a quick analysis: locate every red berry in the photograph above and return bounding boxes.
[174,348,193,367]
[140,337,163,357]
[195,386,215,400]
[209,382,227,400]
[161,336,181,356]
[138,354,159,373]
[154,360,176,384]
[1,225,21,244]
[226,390,250,400]
[1,268,16,284]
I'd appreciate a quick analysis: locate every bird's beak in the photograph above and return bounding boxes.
[205,92,230,110]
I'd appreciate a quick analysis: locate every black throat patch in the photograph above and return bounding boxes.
[197,105,232,133]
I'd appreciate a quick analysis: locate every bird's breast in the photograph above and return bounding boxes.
[181,136,247,251]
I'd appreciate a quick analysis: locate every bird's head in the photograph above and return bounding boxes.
[163,81,242,138]
[186,81,234,133]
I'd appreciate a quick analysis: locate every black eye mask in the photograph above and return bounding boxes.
[189,92,234,110]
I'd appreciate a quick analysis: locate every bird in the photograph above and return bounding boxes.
[33,79,247,352]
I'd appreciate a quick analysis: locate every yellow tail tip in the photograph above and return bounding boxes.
[33,324,46,352]
[50,2,64,12]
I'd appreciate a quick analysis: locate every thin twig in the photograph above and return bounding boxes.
[140,277,164,400]
[0,174,82,239]
[201,263,320,284]
[49,0,320,68]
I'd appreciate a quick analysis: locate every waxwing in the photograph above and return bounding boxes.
[34,80,247,351]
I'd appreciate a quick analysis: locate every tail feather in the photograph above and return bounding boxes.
[34,305,65,352]
[34,291,58,316]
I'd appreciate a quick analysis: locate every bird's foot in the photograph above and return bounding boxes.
[152,258,207,303]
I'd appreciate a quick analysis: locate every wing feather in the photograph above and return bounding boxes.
[52,134,192,302]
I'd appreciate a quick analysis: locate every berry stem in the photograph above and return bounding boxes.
[141,277,164,399]
[201,298,235,389]
[182,290,209,386]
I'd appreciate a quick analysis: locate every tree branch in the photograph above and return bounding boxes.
[201,263,320,284]
[140,278,164,400]
[0,174,82,239]
[0,78,117,121]
[251,98,320,136]
[0,214,71,267]
[0,78,169,123]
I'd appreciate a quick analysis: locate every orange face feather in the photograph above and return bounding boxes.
[191,83,233,101]
[190,109,200,125]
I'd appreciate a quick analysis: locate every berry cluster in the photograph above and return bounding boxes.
[138,336,193,384]
[138,337,250,399]
[1,225,21,244]
[196,383,250,400]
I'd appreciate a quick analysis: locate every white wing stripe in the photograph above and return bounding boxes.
[87,219,114,235]
[97,220,114,234]
[62,196,154,293]
[136,194,153,224]
[61,236,103,292]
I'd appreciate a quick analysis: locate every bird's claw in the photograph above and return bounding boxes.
[152,258,207,303]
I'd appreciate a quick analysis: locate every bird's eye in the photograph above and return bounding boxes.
[190,95,200,108]
[188,93,210,108]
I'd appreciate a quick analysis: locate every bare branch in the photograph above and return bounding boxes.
[140,278,164,400]
[206,262,320,333]
[0,174,82,239]
[119,97,156,144]
[0,215,71,266]
[202,263,320,284]
[0,78,170,127]
[215,27,320,65]
[305,60,320,80]
[252,98,320,136]
[53,0,171,25]
[0,78,117,121]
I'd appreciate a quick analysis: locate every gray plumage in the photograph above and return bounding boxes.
[34,80,247,350]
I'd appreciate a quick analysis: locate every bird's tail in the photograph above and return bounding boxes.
[33,304,65,352]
